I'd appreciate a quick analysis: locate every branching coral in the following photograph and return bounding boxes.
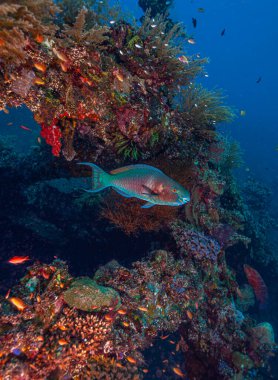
[101,193,178,235]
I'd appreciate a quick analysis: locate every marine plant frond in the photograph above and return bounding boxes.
[61,6,110,47]
[56,0,95,26]
[113,133,141,161]
[0,27,27,64]
[1,0,59,24]
[218,137,243,171]
[57,0,122,28]
[138,9,184,57]
[0,2,55,35]
[64,7,87,42]
[178,85,234,129]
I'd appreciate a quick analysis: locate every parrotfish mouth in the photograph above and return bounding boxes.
[181,196,190,204]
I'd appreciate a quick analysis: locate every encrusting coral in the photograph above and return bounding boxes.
[0,251,276,379]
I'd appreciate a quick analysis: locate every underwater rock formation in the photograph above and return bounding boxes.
[0,252,276,379]
[63,277,121,311]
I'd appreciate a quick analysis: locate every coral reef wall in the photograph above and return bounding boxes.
[0,0,277,379]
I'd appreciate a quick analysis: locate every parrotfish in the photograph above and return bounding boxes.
[78,163,190,208]
[244,264,268,309]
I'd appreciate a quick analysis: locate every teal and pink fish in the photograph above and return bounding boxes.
[78,163,190,208]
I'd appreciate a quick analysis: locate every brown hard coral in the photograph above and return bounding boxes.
[63,277,121,311]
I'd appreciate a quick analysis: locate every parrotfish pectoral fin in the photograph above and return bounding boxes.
[142,185,159,196]
[77,162,111,192]
[141,202,155,209]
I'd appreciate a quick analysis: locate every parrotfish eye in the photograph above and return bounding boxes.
[173,188,177,193]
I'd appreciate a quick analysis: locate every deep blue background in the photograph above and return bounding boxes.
[122,0,278,183]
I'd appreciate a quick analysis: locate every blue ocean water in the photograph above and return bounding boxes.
[0,0,277,378]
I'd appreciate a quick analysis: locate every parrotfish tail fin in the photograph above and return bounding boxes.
[77,162,111,192]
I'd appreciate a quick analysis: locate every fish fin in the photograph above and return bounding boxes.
[113,188,133,198]
[77,162,111,192]
[141,202,155,209]
[142,184,159,196]
[110,164,163,175]
[110,166,134,175]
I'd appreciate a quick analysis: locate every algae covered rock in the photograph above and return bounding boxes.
[236,284,255,312]
[251,322,275,350]
[231,351,254,371]
[63,277,121,312]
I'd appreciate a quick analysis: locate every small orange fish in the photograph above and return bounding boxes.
[116,362,125,369]
[35,34,44,43]
[117,309,127,315]
[138,306,148,312]
[113,69,124,82]
[5,289,11,299]
[42,270,50,279]
[36,336,44,341]
[34,78,45,85]
[9,297,27,311]
[186,310,193,320]
[53,48,68,62]
[8,256,30,264]
[60,62,69,72]
[142,369,149,373]
[122,321,129,327]
[161,334,169,340]
[58,338,68,346]
[37,295,41,303]
[173,367,185,377]
[126,356,136,364]
[104,314,114,322]
[34,62,47,72]
[58,325,68,331]
[169,340,175,344]
[80,76,93,86]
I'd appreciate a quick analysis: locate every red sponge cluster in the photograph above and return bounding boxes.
[41,123,62,157]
